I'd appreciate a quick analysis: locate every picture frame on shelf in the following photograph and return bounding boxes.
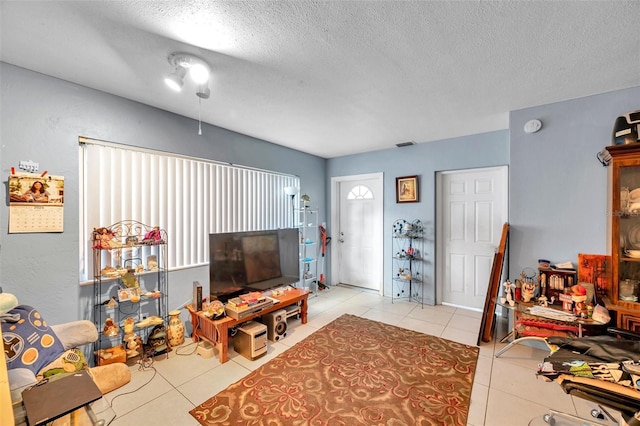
[396,175,419,203]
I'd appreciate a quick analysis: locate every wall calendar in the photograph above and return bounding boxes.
[8,172,64,233]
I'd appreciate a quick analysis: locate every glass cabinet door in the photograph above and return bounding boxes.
[612,150,640,309]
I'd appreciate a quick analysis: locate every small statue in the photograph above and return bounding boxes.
[123,317,135,334]
[142,226,164,245]
[537,294,549,307]
[400,268,412,280]
[123,332,141,358]
[500,280,515,307]
[521,281,535,303]
[571,284,589,318]
[103,317,119,336]
[147,255,158,271]
[92,227,123,249]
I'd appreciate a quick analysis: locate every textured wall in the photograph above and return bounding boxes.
[326,131,510,303]
[509,86,640,278]
[2,60,637,322]
[0,62,326,325]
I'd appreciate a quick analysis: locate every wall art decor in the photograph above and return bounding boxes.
[396,175,419,203]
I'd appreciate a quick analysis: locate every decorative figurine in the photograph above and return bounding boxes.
[521,281,535,303]
[92,227,123,249]
[103,317,119,336]
[571,284,589,318]
[500,280,515,307]
[123,317,135,334]
[514,279,522,301]
[142,226,164,244]
[123,332,141,358]
[399,268,412,280]
[147,255,158,271]
[559,288,574,312]
[537,294,549,307]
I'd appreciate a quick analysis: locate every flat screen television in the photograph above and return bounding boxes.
[209,228,299,302]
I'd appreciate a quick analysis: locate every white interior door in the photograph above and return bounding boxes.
[436,166,508,309]
[331,173,383,292]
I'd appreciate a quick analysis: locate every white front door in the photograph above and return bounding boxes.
[436,166,508,309]
[331,173,384,293]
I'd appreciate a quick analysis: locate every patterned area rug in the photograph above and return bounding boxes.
[190,314,479,425]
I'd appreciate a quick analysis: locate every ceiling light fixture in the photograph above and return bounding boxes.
[189,63,210,85]
[165,52,212,135]
[164,66,186,91]
[165,52,211,89]
[196,84,210,99]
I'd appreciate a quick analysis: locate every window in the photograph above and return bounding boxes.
[79,138,299,282]
[347,185,374,200]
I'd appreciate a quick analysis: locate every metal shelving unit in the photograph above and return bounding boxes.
[92,220,168,365]
[391,219,424,306]
[297,205,319,296]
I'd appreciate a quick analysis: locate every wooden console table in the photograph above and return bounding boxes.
[188,288,310,363]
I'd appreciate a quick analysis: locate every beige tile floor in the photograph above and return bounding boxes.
[94,285,614,426]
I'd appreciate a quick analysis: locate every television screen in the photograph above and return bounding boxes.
[209,229,299,301]
[242,234,282,284]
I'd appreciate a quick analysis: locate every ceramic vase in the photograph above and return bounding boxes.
[167,309,185,347]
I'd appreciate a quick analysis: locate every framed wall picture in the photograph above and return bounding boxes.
[396,175,419,203]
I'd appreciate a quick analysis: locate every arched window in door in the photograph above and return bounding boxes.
[347,185,374,200]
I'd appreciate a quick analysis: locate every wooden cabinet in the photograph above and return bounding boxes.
[539,268,577,302]
[607,144,640,332]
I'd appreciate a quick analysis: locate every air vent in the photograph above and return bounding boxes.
[395,141,416,148]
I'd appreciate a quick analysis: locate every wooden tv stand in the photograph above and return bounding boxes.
[188,287,310,363]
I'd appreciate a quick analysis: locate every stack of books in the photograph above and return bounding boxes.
[239,291,266,305]
[225,291,273,319]
[227,297,250,312]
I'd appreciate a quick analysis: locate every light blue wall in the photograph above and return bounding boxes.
[0,62,326,325]
[509,86,640,277]
[2,59,637,325]
[326,131,510,303]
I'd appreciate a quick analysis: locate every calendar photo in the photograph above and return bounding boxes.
[8,172,64,233]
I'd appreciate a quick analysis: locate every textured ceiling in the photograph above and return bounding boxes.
[1,1,639,158]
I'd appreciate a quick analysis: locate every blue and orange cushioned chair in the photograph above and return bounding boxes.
[536,328,640,425]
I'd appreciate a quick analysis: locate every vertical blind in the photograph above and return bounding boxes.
[79,138,299,282]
